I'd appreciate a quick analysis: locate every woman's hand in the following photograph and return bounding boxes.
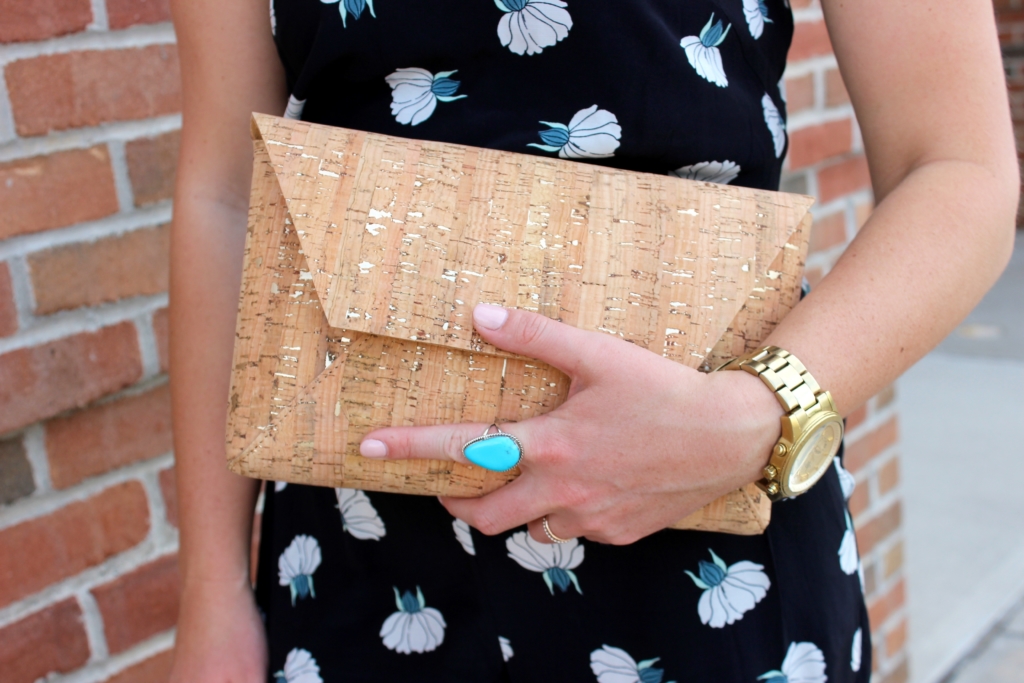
[361,303,783,545]
[169,577,267,683]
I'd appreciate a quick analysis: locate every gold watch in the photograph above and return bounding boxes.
[716,346,843,502]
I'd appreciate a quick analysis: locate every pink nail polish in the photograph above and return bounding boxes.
[360,439,388,458]
[473,303,509,330]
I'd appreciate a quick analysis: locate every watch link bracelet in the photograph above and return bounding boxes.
[716,346,844,502]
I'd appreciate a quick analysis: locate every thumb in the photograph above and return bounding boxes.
[472,303,605,377]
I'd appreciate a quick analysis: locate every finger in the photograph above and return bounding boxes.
[360,421,534,465]
[440,476,549,536]
[527,514,579,545]
[472,304,611,379]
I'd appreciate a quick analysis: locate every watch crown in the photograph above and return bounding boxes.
[763,464,778,480]
[773,443,788,458]
[765,481,780,496]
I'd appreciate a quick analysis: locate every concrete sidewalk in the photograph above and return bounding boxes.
[899,235,1024,683]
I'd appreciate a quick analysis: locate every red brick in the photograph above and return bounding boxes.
[46,384,172,489]
[855,201,874,232]
[879,659,909,683]
[789,19,833,62]
[784,73,815,114]
[159,466,177,527]
[856,500,902,557]
[126,130,180,206]
[825,68,850,107]
[883,540,904,580]
[153,307,169,372]
[0,262,16,338]
[844,415,899,472]
[809,211,847,254]
[846,404,868,432]
[93,554,179,654]
[28,224,170,315]
[106,0,171,29]
[0,481,150,608]
[868,578,905,631]
[0,322,143,434]
[5,46,181,137]
[878,457,900,496]
[0,0,91,43]
[788,119,853,169]
[0,598,90,683]
[848,481,870,519]
[818,155,871,204]
[0,147,119,240]
[104,649,174,683]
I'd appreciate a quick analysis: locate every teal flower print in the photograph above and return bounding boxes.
[506,530,584,594]
[495,0,573,56]
[380,586,447,653]
[274,648,322,683]
[685,548,770,627]
[527,105,621,159]
[758,641,827,683]
[385,68,467,126]
[680,14,731,87]
[743,0,773,39]
[278,535,321,606]
[590,645,678,683]
[321,0,376,28]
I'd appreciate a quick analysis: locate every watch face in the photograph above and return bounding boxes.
[787,418,843,494]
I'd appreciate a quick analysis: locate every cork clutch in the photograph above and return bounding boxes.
[225,113,814,535]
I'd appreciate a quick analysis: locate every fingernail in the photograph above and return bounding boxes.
[360,439,388,458]
[473,303,508,330]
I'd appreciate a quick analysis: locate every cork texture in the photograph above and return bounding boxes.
[226,113,814,535]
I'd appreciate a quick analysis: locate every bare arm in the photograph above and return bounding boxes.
[169,0,285,677]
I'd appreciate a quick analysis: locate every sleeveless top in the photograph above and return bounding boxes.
[256,3,871,682]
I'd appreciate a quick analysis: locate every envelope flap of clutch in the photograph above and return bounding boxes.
[250,113,814,367]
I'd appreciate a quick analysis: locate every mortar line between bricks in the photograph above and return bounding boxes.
[87,0,110,32]
[0,451,173,532]
[135,310,163,380]
[782,54,839,80]
[0,203,172,259]
[4,255,38,330]
[0,23,176,66]
[138,466,177,548]
[791,6,825,24]
[21,424,53,495]
[0,75,15,144]
[787,103,857,132]
[0,291,168,356]
[107,139,137,212]
[76,590,110,663]
[50,629,175,683]
[811,189,875,224]
[0,115,181,164]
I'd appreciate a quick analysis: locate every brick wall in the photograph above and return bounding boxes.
[995,0,1024,225]
[0,1,906,682]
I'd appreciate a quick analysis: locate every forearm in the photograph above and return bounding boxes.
[766,159,1017,416]
[170,196,259,586]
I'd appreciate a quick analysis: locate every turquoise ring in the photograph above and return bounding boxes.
[462,424,523,472]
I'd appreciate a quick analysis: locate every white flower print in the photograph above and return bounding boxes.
[278,535,322,606]
[275,481,288,492]
[680,14,731,87]
[743,0,773,40]
[851,627,863,672]
[453,518,476,555]
[763,93,787,158]
[670,160,741,185]
[590,645,677,683]
[685,548,771,628]
[320,0,375,29]
[284,95,306,121]
[499,636,514,662]
[385,68,467,126]
[380,586,447,654]
[274,648,323,683]
[839,510,859,575]
[506,530,584,594]
[835,459,856,500]
[857,560,865,592]
[335,488,386,540]
[270,0,277,36]
[527,105,621,160]
[495,0,572,56]
[758,641,828,683]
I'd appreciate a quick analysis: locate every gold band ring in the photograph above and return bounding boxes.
[542,515,572,544]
